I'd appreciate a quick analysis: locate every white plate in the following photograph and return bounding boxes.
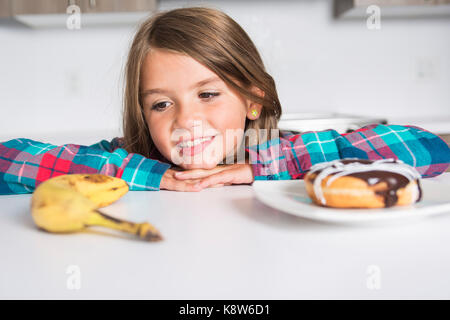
[252,179,450,224]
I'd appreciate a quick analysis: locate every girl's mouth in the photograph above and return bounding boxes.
[178,135,216,156]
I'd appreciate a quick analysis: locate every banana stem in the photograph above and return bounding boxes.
[85,210,163,241]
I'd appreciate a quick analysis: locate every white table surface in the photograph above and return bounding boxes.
[1,173,450,299]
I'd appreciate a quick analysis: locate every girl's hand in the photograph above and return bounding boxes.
[160,168,204,192]
[173,163,254,189]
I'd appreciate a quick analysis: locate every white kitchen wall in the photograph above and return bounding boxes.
[1,0,449,143]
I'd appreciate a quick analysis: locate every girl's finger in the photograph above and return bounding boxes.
[197,171,233,189]
[183,178,203,184]
[181,182,204,192]
[167,179,203,192]
[173,170,202,179]
[209,183,225,188]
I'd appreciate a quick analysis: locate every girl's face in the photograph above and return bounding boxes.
[140,48,261,169]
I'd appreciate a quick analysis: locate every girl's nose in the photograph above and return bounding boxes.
[174,102,207,130]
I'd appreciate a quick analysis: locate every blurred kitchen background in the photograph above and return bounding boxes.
[0,0,449,145]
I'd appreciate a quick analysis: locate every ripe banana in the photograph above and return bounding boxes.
[31,174,162,241]
[46,173,129,207]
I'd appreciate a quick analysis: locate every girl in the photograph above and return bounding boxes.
[0,7,449,195]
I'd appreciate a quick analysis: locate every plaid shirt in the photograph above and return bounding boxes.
[247,124,450,180]
[0,124,449,195]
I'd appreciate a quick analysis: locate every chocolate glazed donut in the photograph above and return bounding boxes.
[304,159,422,208]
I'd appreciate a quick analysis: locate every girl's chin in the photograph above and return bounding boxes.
[167,152,217,168]
[179,161,219,170]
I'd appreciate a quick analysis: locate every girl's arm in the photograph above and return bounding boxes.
[246,124,450,180]
[88,137,125,152]
[0,138,171,195]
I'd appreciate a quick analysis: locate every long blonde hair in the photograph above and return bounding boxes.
[122,7,282,159]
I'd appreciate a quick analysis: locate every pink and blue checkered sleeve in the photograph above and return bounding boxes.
[246,124,450,181]
[0,137,172,195]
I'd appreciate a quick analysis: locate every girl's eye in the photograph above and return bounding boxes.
[151,101,171,111]
[151,93,219,111]
[199,92,220,99]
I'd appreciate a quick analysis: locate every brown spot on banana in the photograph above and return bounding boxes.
[37,201,47,209]
[83,174,111,183]
[31,198,47,209]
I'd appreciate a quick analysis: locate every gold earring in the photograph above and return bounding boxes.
[251,109,258,117]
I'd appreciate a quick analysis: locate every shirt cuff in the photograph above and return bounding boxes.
[120,157,171,191]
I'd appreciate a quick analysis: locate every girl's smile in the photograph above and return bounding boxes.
[176,134,217,157]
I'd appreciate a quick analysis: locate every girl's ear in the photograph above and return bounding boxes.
[246,86,265,120]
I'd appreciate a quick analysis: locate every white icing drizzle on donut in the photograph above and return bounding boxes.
[308,158,421,205]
